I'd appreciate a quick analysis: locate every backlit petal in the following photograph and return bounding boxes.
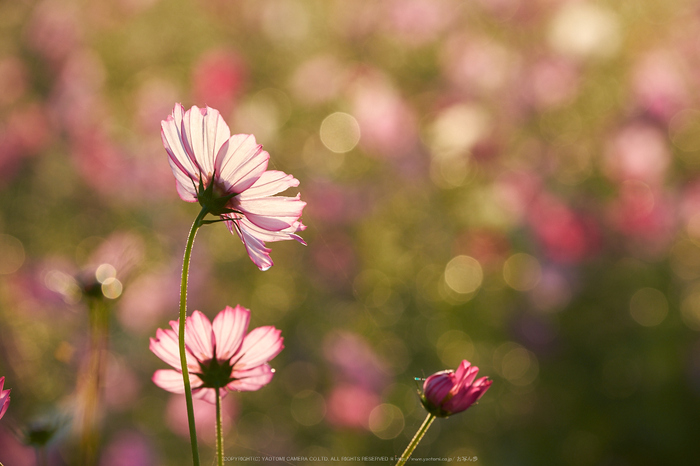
[213,305,250,361]
[192,387,225,405]
[237,194,306,231]
[150,328,198,372]
[423,371,454,404]
[233,326,283,369]
[184,310,214,361]
[161,105,198,202]
[239,170,300,199]
[235,217,307,244]
[214,134,269,193]
[226,218,273,271]
[228,364,274,392]
[152,369,204,394]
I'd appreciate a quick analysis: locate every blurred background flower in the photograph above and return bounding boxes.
[1,0,700,464]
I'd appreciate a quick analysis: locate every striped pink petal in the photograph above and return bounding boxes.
[228,365,275,392]
[184,310,215,362]
[233,326,284,369]
[237,193,307,231]
[152,369,204,394]
[228,219,274,271]
[213,305,250,361]
[0,377,9,420]
[149,327,199,372]
[215,134,269,194]
[238,170,300,199]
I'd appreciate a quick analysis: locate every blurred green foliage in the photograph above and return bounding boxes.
[2,0,700,465]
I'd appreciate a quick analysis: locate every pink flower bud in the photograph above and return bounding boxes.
[420,360,492,417]
[0,376,11,420]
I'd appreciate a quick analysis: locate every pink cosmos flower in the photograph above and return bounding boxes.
[0,376,10,420]
[420,360,492,417]
[149,305,283,404]
[161,104,306,270]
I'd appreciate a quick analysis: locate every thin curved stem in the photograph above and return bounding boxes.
[395,413,435,466]
[216,389,224,466]
[179,206,209,466]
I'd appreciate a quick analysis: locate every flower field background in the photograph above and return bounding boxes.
[2,0,700,464]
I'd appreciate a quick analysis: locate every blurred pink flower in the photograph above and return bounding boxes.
[526,57,580,110]
[100,430,156,466]
[326,385,379,429]
[441,33,514,97]
[603,123,670,186]
[161,103,306,270]
[192,49,247,117]
[166,394,236,444]
[290,55,348,105]
[383,0,453,46]
[0,430,33,464]
[493,170,542,223]
[632,50,689,123]
[50,50,106,138]
[607,181,676,255]
[25,0,83,67]
[0,104,52,186]
[103,357,141,411]
[453,229,510,269]
[349,70,419,158]
[150,305,283,404]
[0,56,29,106]
[528,193,601,264]
[324,331,389,393]
[117,268,181,334]
[421,360,492,418]
[0,376,10,420]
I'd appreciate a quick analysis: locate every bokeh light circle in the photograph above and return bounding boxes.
[444,255,483,294]
[503,253,542,291]
[0,234,25,274]
[368,403,404,440]
[319,112,360,153]
[629,287,668,327]
[290,390,326,426]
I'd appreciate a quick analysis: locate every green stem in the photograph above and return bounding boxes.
[395,413,436,466]
[179,206,209,466]
[80,298,109,466]
[216,389,224,466]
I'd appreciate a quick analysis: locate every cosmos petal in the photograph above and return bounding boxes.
[149,328,199,372]
[237,194,307,231]
[226,218,273,271]
[185,310,215,361]
[152,370,204,394]
[215,134,269,194]
[239,170,300,199]
[228,365,274,392]
[213,305,250,361]
[234,326,284,369]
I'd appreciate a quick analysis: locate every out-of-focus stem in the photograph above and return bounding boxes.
[36,446,47,466]
[395,413,436,466]
[216,389,224,466]
[79,298,109,466]
[179,207,209,466]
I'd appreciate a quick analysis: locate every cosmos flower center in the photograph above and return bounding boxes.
[195,171,239,216]
[196,357,236,389]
